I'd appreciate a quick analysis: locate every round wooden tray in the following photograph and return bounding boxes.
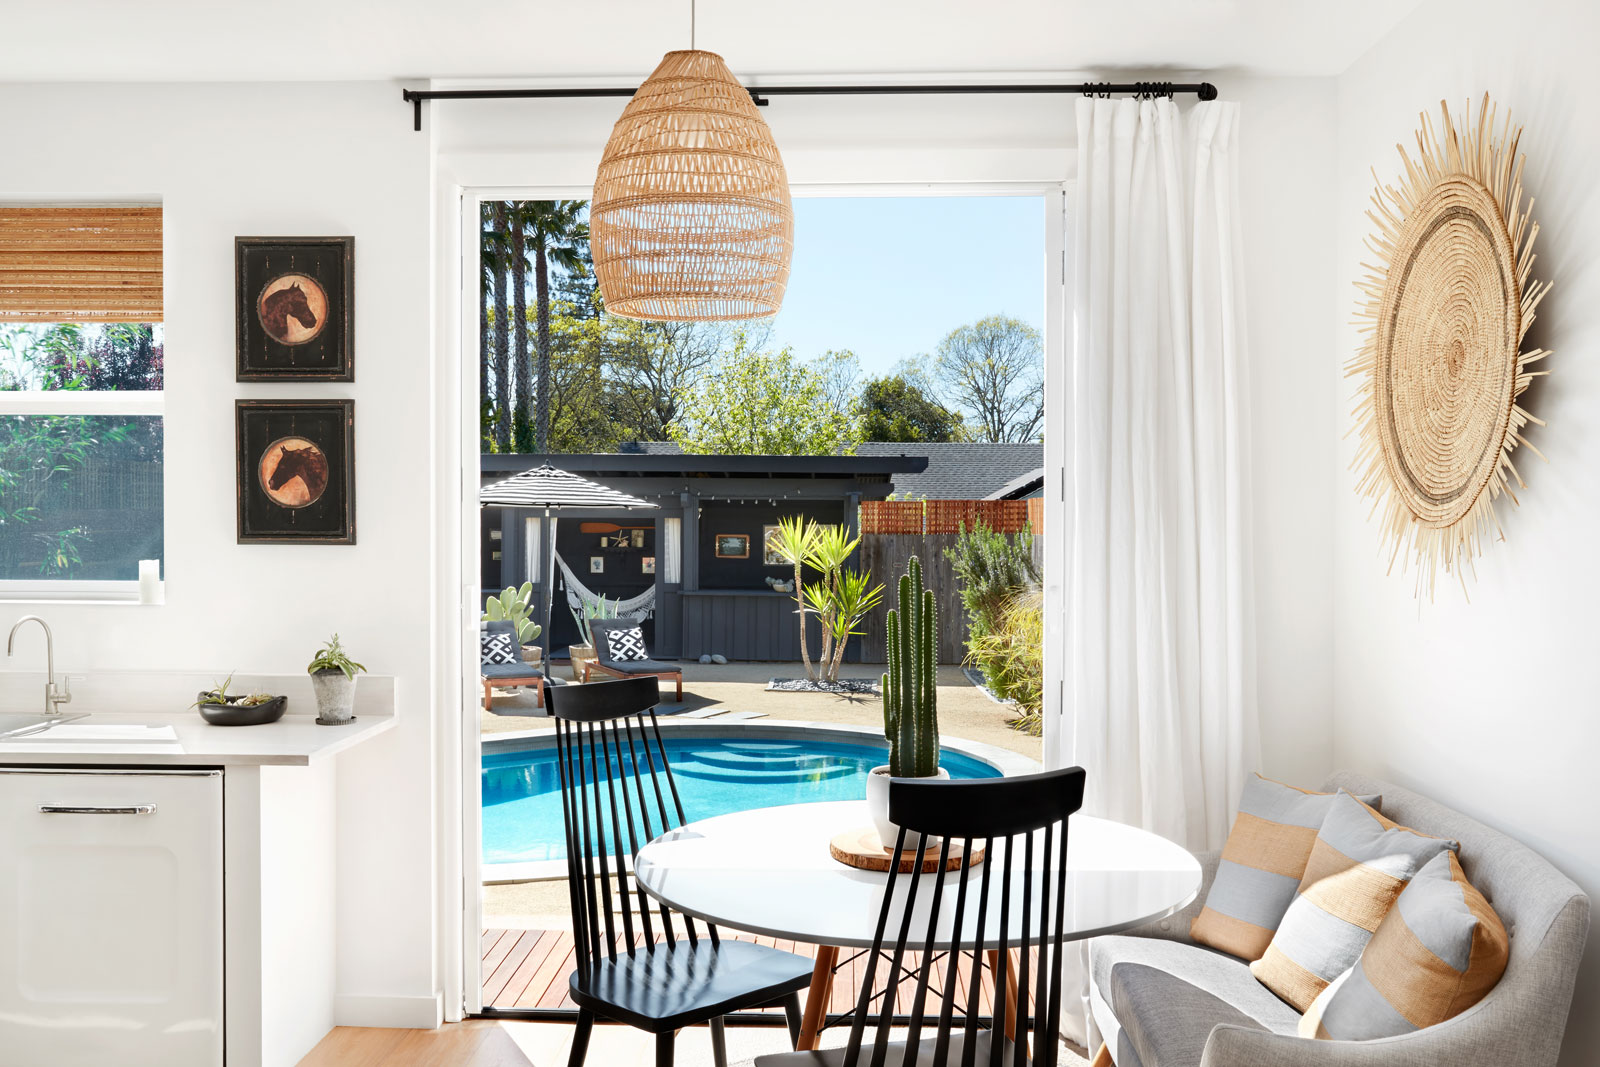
[829,826,985,873]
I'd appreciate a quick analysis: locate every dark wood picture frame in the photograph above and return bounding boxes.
[235,236,354,381]
[235,399,355,544]
[714,533,750,559]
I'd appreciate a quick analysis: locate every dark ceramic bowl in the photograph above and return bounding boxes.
[196,693,287,726]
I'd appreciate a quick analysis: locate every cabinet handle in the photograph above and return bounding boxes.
[37,804,157,815]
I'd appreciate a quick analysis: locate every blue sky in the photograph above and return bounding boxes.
[764,195,1046,379]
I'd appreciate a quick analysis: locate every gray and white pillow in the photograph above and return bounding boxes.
[606,626,649,662]
[480,630,518,665]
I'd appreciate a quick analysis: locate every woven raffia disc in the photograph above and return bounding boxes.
[1351,94,1550,596]
[591,50,793,322]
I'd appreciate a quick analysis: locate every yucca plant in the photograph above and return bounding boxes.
[882,556,940,778]
[804,567,885,683]
[768,516,823,680]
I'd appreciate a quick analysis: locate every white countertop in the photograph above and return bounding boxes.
[0,671,397,767]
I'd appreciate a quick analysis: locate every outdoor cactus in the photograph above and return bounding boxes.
[882,555,940,778]
[483,582,542,645]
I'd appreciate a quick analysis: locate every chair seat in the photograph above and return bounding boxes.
[595,657,681,675]
[1089,935,1299,1067]
[755,1031,1015,1066]
[572,938,812,1033]
[482,662,544,680]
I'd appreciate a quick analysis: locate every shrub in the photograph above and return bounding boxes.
[943,519,1039,655]
[967,590,1044,736]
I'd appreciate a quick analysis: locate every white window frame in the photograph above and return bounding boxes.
[0,364,165,604]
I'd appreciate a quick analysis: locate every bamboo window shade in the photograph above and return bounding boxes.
[0,205,162,322]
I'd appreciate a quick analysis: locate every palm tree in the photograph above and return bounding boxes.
[489,202,512,452]
[479,203,510,451]
[509,206,532,451]
[518,201,589,453]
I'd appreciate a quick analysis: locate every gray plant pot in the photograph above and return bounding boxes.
[310,669,357,725]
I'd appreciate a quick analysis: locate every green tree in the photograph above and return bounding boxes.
[930,314,1044,442]
[666,334,860,456]
[517,200,589,453]
[856,374,965,442]
[489,202,512,452]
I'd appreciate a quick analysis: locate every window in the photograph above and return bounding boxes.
[0,205,163,601]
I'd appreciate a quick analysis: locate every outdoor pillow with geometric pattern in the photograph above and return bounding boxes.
[480,630,518,665]
[606,626,649,661]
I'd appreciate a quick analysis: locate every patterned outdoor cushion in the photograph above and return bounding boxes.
[1251,791,1459,1012]
[480,629,518,666]
[606,626,649,662]
[1300,851,1508,1040]
[1192,774,1383,961]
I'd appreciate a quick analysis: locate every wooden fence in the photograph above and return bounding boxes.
[859,498,1039,536]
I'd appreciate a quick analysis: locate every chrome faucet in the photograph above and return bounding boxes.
[7,616,72,717]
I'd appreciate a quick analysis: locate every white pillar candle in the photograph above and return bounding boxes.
[138,559,160,604]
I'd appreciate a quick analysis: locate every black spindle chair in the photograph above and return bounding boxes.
[756,767,1087,1067]
[549,676,814,1067]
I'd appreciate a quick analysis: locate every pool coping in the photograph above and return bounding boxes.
[480,719,1041,884]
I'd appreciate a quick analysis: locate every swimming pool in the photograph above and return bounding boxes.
[482,731,1004,867]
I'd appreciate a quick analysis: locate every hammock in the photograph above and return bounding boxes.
[554,551,655,621]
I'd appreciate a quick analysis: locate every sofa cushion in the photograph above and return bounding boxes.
[1090,935,1300,1067]
[1251,790,1459,1012]
[1191,774,1382,960]
[1300,850,1508,1040]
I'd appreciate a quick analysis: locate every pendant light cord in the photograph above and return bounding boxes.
[690,0,696,50]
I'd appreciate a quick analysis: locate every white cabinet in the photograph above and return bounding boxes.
[0,768,224,1067]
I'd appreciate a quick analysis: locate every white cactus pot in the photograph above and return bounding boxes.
[310,670,357,725]
[865,764,950,852]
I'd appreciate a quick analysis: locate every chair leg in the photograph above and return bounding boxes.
[567,1007,594,1067]
[1090,1042,1113,1067]
[534,677,544,709]
[709,1016,727,1067]
[781,992,802,1047]
[655,1030,676,1067]
[675,672,683,700]
[482,679,492,711]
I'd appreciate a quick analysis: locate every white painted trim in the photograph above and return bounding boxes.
[1042,183,1072,770]
[0,389,164,416]
[0,578,154,603]
[333,992,446,1029]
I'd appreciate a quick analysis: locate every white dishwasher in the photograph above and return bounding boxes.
[0,767,223,1067]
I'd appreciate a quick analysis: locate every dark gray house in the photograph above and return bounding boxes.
[481,451,926,662]
[851,442,1043,500]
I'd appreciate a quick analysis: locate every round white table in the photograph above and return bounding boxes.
[633,800,1201,1049]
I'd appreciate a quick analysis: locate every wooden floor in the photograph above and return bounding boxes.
[482,926,1025,1019]
[299,1019,533,1067]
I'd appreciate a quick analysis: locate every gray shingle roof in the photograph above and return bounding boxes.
[853,442,1043,500]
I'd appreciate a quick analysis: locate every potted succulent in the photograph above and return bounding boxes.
[568,596,620,682]
[484,582,543,665]
[193,673,287,726]
[307,633,367,725]
[866,556,948,850]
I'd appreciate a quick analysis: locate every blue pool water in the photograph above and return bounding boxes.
[482,734,1001,866]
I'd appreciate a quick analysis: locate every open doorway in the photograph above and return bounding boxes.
[461,188,1064,1019]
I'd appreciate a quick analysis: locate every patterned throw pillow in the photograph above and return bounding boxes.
[1300,851,1507,1040]
[1191,775,1383,961]
[480,630,518,665]
[606,626,649,662]
[1251,791,1459,1012]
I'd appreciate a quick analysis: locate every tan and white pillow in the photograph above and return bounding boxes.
[1251,791,1459,1012]
[1300,851,1507,1039]
[1190,775,1381,961]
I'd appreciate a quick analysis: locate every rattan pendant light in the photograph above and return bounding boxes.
[1351,94,1550,598]
[591,48,793,321]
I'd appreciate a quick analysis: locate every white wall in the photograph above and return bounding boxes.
[0,81,440,1035]
[1332,3,1600,1063]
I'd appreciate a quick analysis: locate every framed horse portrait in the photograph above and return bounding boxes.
[235,236,354,381]
[235,399,355,544]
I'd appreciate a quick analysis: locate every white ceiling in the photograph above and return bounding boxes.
[1,0,1420,82]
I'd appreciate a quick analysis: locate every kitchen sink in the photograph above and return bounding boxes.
[0,711,88,740]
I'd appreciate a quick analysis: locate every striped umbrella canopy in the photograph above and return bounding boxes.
[478,463,657,511]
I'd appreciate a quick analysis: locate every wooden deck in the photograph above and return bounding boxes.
[482,927,1031,1021]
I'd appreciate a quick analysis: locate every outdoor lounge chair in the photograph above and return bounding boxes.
[480,619,553,710]
[584,618,684,701]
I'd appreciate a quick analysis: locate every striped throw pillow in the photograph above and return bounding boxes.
[1299,851,1507,1039]
[1190,775,1382,961]
[1250,791,1459,1012]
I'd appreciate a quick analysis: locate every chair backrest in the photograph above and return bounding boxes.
[588,617,645,664]
[846,767,1087,1067]
[545,676,716,990]
[481,619,519,665]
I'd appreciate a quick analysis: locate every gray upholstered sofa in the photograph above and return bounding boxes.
[1087,771,1590,1067]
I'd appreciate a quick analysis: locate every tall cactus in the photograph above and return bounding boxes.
[882,555,940,778]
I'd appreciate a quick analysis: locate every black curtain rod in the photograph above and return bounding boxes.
[400,80,1218,131]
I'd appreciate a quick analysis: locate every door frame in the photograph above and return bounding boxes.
[447,180,1070,1018]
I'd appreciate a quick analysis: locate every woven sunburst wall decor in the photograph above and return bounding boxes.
[1351,94,1551,597]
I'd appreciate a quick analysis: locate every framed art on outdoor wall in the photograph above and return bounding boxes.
[236,399,355,544]
[235,236,354,381]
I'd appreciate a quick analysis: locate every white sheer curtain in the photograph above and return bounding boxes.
[1061,96,1258,853]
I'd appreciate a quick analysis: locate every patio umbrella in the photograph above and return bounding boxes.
[478,464,657,660]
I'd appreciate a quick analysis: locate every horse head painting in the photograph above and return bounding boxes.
[259,437,330,508]
[256,274,327,345]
